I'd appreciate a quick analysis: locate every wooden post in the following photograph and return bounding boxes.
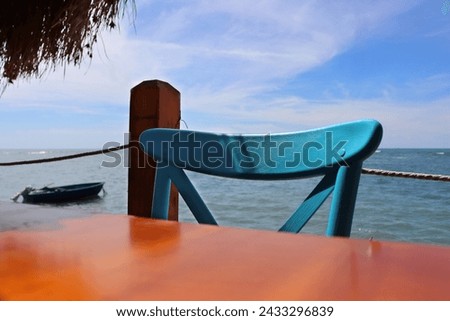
[128,80,180,220]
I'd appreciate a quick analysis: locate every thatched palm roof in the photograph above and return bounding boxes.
[0,0,132,89]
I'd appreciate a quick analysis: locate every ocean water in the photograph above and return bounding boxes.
[1,148,450,246]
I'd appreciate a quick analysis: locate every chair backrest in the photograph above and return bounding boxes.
[139,119,383,236]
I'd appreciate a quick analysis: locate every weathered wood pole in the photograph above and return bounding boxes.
[128,80,180,220]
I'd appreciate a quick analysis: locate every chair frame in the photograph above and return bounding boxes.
[139,119,382,237]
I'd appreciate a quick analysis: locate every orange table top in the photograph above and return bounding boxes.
[1,212,450,300]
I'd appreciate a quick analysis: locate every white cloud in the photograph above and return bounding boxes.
[2,0,420,106]
[133,1,417,86]
[181,88,450,148]
[3,0,443,148]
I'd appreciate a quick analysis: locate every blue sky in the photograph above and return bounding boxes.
[1,0,450,148]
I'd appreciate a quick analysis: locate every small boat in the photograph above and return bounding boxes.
[12,182,105,204]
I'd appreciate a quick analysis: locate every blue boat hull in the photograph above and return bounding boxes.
[22,182,105,203]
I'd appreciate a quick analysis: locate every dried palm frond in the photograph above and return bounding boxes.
[0,0,133,90]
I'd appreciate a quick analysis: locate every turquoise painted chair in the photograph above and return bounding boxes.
[139,119,382,237]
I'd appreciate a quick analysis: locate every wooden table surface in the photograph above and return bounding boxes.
[1,203,450,300]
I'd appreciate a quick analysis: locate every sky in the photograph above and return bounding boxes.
[1,0,450,148]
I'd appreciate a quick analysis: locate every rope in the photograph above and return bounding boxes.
[362,168,450,182]
[1,146,450,182]
[0,144,130,166]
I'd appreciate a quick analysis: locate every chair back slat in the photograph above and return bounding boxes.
[140,120,382,179]
[168,167,217,225]
[279,169,337,233]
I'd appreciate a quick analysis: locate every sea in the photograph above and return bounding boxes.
[1,148,450,246]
